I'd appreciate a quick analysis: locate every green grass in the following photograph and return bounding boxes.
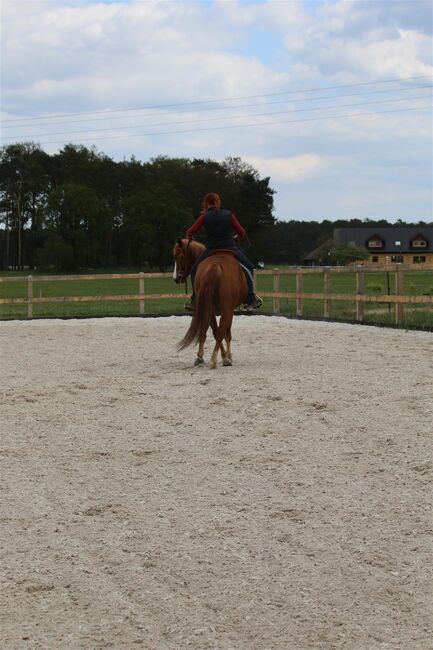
[1,268,432,328]
[255,269,433,328]
[0,274,188,319]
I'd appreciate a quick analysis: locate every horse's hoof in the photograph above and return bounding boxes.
[223,358,232,366]
[194,357,204,366]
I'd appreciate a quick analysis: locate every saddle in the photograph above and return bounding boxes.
[208,249,237,259]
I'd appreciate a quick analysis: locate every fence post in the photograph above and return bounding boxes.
[356,267,365,322]
[273,269,280,314]
[139,272,145,315]
[27,275,33,319]
[296,268,303,317]
[324,268,331,319]
[395,265,404,324]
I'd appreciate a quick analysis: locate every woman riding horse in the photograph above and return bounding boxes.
[184,192,263,311]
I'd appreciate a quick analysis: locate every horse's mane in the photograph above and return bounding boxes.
[181,238,205,255]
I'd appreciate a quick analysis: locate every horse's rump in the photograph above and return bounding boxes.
[199,255,246,304]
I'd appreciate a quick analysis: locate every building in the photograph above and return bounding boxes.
[302,239,334,266]
[333,226,433,266]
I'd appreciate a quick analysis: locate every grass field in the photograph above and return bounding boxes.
[1,267,432,328]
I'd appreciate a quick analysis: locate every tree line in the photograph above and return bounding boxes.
[0,143,275,271]
[0,142,428,272]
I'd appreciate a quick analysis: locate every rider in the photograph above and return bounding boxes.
[184,192,263,311]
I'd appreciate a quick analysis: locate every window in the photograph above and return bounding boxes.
[412,238,427,248]
[413,255,426,263]
[372,256,379,263]
[395,240,401,246]
[367,237,383,248]
[391,255,403,263]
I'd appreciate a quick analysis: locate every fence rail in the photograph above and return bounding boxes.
[1,265,432,324]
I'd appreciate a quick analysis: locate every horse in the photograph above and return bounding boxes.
[172,238,205,287]
[173,238,248,369]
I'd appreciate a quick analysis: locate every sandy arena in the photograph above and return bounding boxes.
[1,316,432,649]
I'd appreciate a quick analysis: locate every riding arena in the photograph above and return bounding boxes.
[1,315,432,649]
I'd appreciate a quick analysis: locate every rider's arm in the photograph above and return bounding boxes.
[231,214,246,240]
[185,212,205,238]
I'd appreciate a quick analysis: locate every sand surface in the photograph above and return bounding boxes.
[1,316,432,650]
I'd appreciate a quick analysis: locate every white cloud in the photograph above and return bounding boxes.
[308,29,432,81]
[278,0,433,82]
[244,154,327,183]
[2,0,288,112]
[1,0,431,222]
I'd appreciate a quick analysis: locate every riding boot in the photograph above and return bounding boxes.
[242,272,263,310]
[184,294,195,311]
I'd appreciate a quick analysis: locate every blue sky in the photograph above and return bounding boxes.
[1,0,432,222]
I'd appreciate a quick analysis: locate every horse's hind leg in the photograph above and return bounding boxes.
[209,322,222,369]
[209,316,227,369]
[211,336,231,368]
[195,335,206,366]
[210,339,222,369]
[219,311,234,366]
[224,332,233,364]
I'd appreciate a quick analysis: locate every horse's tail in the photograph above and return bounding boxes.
[178,264,220,350]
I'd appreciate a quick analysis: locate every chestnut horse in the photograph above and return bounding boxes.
[173,238,248,368]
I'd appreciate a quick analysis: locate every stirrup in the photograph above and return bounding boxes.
[241,295,263,311]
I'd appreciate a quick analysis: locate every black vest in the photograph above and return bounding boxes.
[203,208,237,250]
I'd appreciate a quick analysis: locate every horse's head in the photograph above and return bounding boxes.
[173,238,205,283]
[173,238,189,284]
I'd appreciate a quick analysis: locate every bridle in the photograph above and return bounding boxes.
[175,239,192,293]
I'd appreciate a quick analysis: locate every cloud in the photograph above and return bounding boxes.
[1,0,431,223]
[2,0,290,114]
[244,154,327,183]
[251,0,433,82]
[307,28,431,81]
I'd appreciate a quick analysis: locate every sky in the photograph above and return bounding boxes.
[1,0,432,223]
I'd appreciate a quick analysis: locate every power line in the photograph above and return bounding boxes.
[3,92,431,141]
[6,105,431,147]
[2,83,431,130]
[1,74,431,125]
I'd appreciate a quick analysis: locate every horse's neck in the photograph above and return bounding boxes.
[186,240,205,263]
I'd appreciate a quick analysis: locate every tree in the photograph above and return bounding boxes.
[1,143,277,271]
[43,183,107,269]
[121,184,193,270]
[327,243,370,265]
[0,142,51,269]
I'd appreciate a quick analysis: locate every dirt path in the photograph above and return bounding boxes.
[1,316,432,649]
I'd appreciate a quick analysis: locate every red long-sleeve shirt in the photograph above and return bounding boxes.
[186,212,246,240]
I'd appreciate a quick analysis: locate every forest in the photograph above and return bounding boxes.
[0,142,428,272]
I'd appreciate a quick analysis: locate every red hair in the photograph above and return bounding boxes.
[203,192,221,210]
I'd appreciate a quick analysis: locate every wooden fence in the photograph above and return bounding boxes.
[259,265,432,324]
[0,265,432,324]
